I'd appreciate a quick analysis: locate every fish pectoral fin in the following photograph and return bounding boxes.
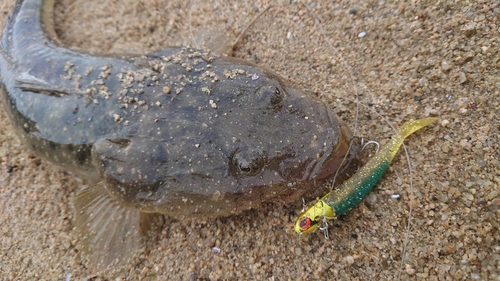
[15,72,71,97]
[139,211,165,243]
[73,183,163,273]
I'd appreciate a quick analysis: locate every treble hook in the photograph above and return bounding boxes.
[361,140,380,154]
[301,198,307,212]
[319,209,330,240]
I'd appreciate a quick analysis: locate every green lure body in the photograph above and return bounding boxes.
[295,118,437,235]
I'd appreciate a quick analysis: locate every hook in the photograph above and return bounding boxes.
[361,140,380,154]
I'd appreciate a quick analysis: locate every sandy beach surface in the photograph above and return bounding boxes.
[0,0,499,280]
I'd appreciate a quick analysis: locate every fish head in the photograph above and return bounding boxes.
[91,50,356,217]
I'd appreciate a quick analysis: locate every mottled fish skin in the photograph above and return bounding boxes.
[0,0,356,217]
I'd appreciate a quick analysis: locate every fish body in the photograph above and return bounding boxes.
[295,118,437,235]
[0,0,357,269]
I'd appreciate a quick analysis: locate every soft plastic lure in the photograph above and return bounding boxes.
[295,118,437,235]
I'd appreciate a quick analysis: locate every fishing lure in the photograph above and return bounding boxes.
[295,118,437,235]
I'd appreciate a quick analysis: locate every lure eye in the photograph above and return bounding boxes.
[299,217,312,231]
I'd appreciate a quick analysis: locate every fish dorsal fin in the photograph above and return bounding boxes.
[194,28,233,56]
[73,183,163,273]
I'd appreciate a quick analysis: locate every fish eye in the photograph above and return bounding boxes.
[232,148,264,176]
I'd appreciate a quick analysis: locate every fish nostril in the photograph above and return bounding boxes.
[270,87,283,106]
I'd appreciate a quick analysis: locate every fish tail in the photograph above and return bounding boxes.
[398,118,438,140]
[2,0,59,59]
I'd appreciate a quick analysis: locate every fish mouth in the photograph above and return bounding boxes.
[311,104,359,180]
[313,118,355,181]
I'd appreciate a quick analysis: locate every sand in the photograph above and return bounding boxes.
[0,0,499,280]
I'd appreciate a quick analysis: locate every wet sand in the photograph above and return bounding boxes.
[0,0,499,280]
